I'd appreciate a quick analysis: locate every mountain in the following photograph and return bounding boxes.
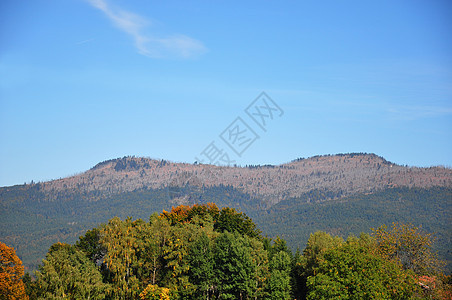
[0,153,451,272]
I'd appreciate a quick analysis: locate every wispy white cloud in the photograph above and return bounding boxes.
[86,0,207,58]
[75,38,95,45]
[386,105,452,121]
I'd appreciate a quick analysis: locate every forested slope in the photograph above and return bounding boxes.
[0,153,451,273]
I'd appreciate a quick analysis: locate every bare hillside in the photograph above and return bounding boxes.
[39,153,452,204]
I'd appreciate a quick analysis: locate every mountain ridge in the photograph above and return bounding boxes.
[17,152,452,206]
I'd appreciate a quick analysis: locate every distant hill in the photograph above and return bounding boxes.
[0,153,451,272]
[9,153,451,204]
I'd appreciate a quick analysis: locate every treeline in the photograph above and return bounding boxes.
[291,152,391,164]
[2,204,450,300]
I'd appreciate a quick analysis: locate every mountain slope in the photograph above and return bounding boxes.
[14,153,452,205]
[257,186,452,270]
[0,153,451,272]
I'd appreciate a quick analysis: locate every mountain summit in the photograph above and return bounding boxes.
[33,153,451,205]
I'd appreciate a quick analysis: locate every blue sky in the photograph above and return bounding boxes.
[1,0,451,187]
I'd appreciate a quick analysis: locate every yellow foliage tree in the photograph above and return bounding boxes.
[372,222,443,275]
[139,284,171,300]
[0,241,28,300]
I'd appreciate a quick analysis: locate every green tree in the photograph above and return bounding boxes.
[187,231,215,299]
[267,251,292,300]
[214,231,257,299]
[161,224,192,297]
[294,231,343,298]
[248,237,269,300]
[215,207,261,238]
[269,236,291,260]
[22,273,38,300]
[306,238,417,300]
[75,228,105,264]
[35,243,108,300]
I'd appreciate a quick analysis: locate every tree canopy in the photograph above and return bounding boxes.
[0,241,28,300]
[12,203,450,300]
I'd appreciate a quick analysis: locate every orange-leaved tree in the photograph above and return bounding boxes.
[0,241,28,300]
